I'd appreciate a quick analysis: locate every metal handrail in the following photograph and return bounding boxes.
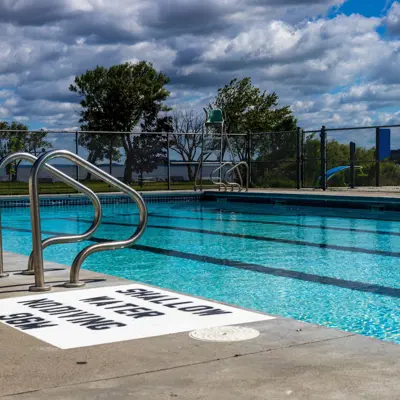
[0,211,7,278]
[29,150,148,291]
[223,162,249,192]
[0,152,102,281]
[210,162,233,191]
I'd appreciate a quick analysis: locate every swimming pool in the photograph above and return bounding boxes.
[2,198,400,344]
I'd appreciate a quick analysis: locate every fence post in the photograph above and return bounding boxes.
[109,135,113,177]
[296,127,302,189]
[376,127,380,187]
[247,133,252,187]
[200,124,205,191]
[167,132,171,190]
[301,128,305,187]
[320,126,327,191]
[75,131,79,182]
[350,141,356,189]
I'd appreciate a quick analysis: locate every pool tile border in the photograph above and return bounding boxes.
[0,193,202,208]
[2,190,400,214]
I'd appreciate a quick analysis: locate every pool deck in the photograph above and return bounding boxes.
[0,251,399,399]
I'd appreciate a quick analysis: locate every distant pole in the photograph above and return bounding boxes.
[301,129,305,187]
[109,135,113,177]
[167,133,171,190]
[200,123,205,191]
[376,127,380,187]
[219,123,224,183]
[296,127,302,189]
[75,131,79,182]
[350,142,356,189]
[320,126,327,191]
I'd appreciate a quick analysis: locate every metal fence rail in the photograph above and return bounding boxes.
[1,123,400,191]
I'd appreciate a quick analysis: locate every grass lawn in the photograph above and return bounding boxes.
[0,180,209,195]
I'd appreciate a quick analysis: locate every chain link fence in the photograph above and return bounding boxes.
[1,125,400,194]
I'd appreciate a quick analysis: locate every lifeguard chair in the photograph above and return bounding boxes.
[194,108,247,191]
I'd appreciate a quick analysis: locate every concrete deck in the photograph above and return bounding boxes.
[0,252,399,399]
[4,186,400,202]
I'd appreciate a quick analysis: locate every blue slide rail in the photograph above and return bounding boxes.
[317,165,364,185]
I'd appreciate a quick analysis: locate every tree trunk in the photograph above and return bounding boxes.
[86,152,98,181]
[187,164,194,181]
[11,162,18,182]
[124,152,134,184]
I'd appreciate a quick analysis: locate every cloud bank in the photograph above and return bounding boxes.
[0,0,399,138]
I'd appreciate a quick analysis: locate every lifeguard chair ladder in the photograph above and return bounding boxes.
[194,108,246,191]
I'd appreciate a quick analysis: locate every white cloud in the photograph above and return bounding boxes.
[0,0,399,138]
[385,1,400,33]
[0,106,9,118]
[0,90,12,99]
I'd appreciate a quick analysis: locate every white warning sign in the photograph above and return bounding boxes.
[0,284,274,349]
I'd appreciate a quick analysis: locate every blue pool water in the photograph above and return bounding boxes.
[2,200,400,344]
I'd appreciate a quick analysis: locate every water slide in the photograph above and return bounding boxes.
[318,165,365,185]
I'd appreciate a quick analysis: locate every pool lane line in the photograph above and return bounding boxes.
[128,244,400,299]
[2,224,400,299]
[172,206,400,223]
[47,217,400,259]
[114,212,400,237]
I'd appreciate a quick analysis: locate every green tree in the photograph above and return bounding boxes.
[211,77,297,162]
[77,133,120,180]
[0,122,52,181]
[127,114,171,186]
[210,77,297,187]
[69,61,171,183]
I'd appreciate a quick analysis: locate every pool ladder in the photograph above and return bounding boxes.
[210,161,249,192]
[0,149,148,292]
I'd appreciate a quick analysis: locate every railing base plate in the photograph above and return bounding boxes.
[0,273,9,278]
[21,270,35,276]
[29,285,51,292]
[64,281,86,288]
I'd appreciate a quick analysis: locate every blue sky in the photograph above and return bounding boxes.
[335,0,391,17]
[1,0,400,143]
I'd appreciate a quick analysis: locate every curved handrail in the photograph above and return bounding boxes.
[0,152,102,280]
[210,162,233,191]
[223,164,243,192]
[223,161,249,192]
[29,150,148,291]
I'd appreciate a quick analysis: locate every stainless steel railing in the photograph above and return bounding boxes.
[0,211,7,278]
[29,150,148,291]
[223,161,249,192]
[210,162,233,191]
[210,161,248,192]
[0,152,103,281]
